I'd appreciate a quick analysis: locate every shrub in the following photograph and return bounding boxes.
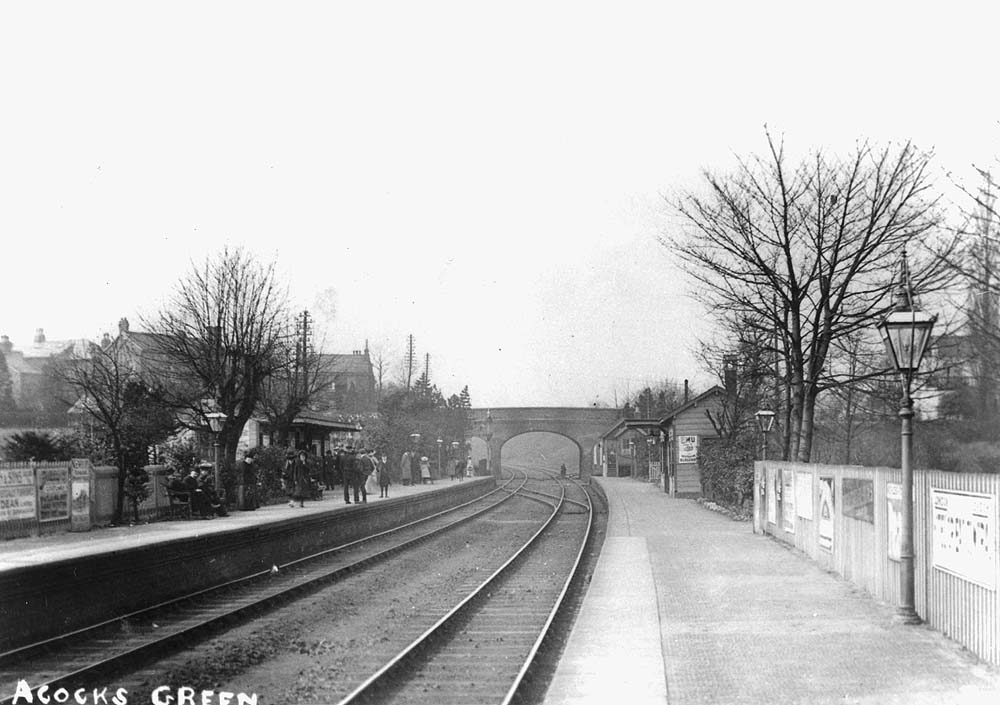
[700,433,756,508]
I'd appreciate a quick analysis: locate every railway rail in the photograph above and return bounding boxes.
[0,473,529,705]
[337,466,594,705]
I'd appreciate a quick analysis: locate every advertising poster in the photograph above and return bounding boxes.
[842,478,874,523]
[37,467,70,523]
[782,469,795,533]
[886,482,902,562]
[767,466,777,525]
[931,489,996,589]
[818,477,835,552]
[677,436,698,464]
[1,468,37,522]
[70,459,93,531]
[796,472,813,520]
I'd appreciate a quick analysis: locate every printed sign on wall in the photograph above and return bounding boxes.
[842,478,874,523]
[677,436,698,464]
[767,466,777,525]
[796,472,813,520]
[818,476,835,552]
[931,489,996,589]
[886,482,903,562]
[37,467,69,522]
[782,469,795,533]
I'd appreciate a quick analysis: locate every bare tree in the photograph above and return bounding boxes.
[142,247,290,466]
[258,309,336,445]
[52,343,177,523]
[668,131,956,461]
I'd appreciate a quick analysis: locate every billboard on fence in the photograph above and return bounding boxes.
[931,489,996,590]
[842,478,874,523]
[0,468,36,522]
[818,476,834,552]
[796,472,813,520]
[767,466,777,525]
[37,466,69,522]
[782,469,795,533]
[886,482,906,562]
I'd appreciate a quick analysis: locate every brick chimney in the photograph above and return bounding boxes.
[33,328,45,344]
[0,335,11,354]
[100,332,112,348]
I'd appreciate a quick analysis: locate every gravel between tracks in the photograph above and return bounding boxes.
[118,498,554,704]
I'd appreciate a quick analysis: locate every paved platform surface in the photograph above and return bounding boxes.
[545,477,1000,705]
[0,479,450,571]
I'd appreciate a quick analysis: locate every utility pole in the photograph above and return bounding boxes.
[405,334,415,391]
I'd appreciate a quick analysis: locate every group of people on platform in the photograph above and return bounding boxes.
[166,465,229,519]
[170,442,479,519]
[398,450,475,486]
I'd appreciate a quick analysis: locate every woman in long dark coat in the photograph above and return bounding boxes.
[285,449,312,507]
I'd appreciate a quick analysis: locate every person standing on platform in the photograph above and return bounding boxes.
[400,449,413,486]
[340,445,354,504]
[466,456,474,479]
[420,456,431,484]
[322,449,336,491]
[560,462,567,478]
[285,449,311,508]
[378,452,392,498]
[352,447,370,504]
[239,449,259,510]
[363,449,379,499]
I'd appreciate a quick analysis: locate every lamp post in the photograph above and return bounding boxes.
[755,407,776,461]
[451,440,460,479]
[206,411,227,493]
[436,437,443,479]
[876,265,936,625]
[646,435,655,480]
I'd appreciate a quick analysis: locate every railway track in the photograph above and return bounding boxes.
[337,466,594,705]
[0,473,529,705]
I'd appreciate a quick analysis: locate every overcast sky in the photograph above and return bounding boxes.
[3,2,999,407]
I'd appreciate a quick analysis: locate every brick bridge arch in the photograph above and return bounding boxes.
[469,407,621,479]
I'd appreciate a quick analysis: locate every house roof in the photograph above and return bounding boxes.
[319,353,373,377]
[658,386,726,425]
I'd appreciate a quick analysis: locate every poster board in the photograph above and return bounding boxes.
[842,478,874,523]
[677,436,698,463]
[796,471,813,520]
[886,482,902,562]
[781,469,795,533]
[70,458,93,532]
[818,476,834,552]
[767,466,777,525]
[0,467,37,521]
[37,466,70,522]
[931,489,996,590]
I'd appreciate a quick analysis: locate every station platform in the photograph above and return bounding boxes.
[0,479,444,572]
[544,477,1000,705]
[0,477,491,652]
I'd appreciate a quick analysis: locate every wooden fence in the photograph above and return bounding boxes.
[755,461,999,665]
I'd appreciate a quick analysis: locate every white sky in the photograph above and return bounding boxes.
[3,2,999,407]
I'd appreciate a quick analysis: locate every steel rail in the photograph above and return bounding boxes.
[336,466,593,705]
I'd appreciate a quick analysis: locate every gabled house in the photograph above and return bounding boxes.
[0,329,95,414]
[659,386,726,497]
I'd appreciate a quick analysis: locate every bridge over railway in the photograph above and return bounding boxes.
[468,407,622,478]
